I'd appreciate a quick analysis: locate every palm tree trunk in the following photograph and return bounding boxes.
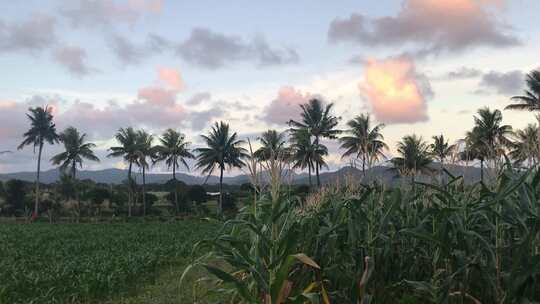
[34,142,43,220]
[73,163,80,222]
[315,135,321,187]
[362,156,366,177]
[308,165,312,187]
[128,161,132,217]
[480,159,484,183]
[142,166,146,217]
[219,166,224,215]
[173,163,179,215]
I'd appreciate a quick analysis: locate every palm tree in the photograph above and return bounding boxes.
[505,69,540,111]
[339,114,387,176]
[289,98,340,186]
[135,130,155,217]
[254,130,287,161]
[108,127,139,217]
[289,128,328,187]
[509,124,540,168]
[429,135,456,184]
[195,122,248,215]
[18,106,59,218]
[468,107,513,182]
[51,127,100,218]
[390,135,433,185]
[154,129,194,214]
[51,127,100,179]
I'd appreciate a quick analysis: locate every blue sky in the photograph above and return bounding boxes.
[0,0,539,174]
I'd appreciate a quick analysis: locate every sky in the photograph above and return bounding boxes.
[0,0,539,175]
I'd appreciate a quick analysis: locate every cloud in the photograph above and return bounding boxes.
[176,28,299,69]
[476,70,524,95]
[359,57,430,124]
[186,92,211,105]
[189,107,225,130]
[328,0,519,55]
[0,14,56,53]
[262,86,311,125]
[137,87,177,107]
[108,34,148,65]
[441,67,483,80]
[60,0,162,29]
[53,46,96,77]
[158,67,184,91]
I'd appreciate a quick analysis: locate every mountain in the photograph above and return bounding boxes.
[0,163,485,185]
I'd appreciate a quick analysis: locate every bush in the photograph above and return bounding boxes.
[187,185,207,204]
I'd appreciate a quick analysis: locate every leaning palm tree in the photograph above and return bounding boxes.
[108,127,139,217]
[154,129,194,214]
[339,114,387,176]
[51,127,100,179]
[195,122,248,215]
[289,98,340,186]
[390,135,433,185]
[505,69,540,111]
[135,130,155,217]
[254,130,288,161]
[51,127,100,218]
[289,128,328,187]
[469,107,513,182]
[18,106,59,218]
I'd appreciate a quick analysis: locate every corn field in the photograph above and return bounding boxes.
[0,221,217,303]
[185,166,540,303]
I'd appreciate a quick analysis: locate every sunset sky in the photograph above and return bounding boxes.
[0,0,539,174]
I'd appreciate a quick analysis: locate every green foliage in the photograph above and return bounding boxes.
[188,185,207,204]
[0,221,217,303]
[2,179,29,215]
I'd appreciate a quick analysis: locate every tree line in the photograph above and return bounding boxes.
[11,68,540,218]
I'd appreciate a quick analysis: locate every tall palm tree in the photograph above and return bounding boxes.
[390,135,433,185]
[108,127,139,217]
[51,127,100,179]
[195,122,248,215]
[18,106,59,218]
[468,107,513,182]
[154,129,194,214]
[135,130,155,217]
[289,98,340,186]
[505,69,540,111]
[339,114,387,176]
[289,128,328,187]
[509,124,540,168]
[254,130,287,161]
[51,127,100,218]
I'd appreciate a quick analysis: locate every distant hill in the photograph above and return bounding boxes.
[0,163,485,185]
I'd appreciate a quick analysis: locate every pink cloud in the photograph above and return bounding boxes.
[263,86,311,125]
[158,67,184,91]
[359,57,429,124]
[138,86,176,106]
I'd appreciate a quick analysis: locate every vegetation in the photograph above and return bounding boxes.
[0,221,217,304]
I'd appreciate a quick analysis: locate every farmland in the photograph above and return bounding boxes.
[0,221,217,303]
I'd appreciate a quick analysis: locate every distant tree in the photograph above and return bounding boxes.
[505,69,540,112]
[339,114,387,176]
[289,128,328,187]
[51,127,99,218]
[108,127,139,216]
[18,106,59,218]
[154,129,194,214]
[4,179,29,215]
[510,123,540,168]
[188,185,207,204]
[430,135,456,183]
[254,130,287,161]
[195,122,248,215]
[390,135,433,185]
[221,192,237,212]
[289,98,341,186]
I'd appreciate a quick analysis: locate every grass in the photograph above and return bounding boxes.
[0,220,218,304]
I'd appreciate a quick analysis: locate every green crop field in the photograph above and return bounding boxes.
[0,221,218,304]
